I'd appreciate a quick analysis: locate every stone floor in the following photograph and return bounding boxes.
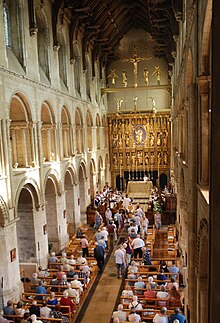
[78,244,122,323]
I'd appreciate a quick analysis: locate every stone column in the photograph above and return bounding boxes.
[46,127,52,161]
[11,128,17,166]
[22,127,28,166]
[197,76,210,186]
[210,1,220,321]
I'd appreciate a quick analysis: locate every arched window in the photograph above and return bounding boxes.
[3,2,10,47]
[85,54,91,100]
[3,0,25,67]
[36,10,50,81]
[73,42,81,95]
[58,31,68,89]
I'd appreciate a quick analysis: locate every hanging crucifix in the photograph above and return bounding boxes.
[122,45,152,87]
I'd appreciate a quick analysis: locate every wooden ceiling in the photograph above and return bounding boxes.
[52,0,183,64]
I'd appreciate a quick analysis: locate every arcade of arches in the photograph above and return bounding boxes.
[0,0,219,322]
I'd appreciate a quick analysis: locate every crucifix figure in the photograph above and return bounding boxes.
[122,45,151,87]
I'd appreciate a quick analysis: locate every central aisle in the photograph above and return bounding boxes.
[79,246,122,323]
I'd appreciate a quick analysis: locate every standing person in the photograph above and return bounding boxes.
[131,234,145,258]
[80,234,89,257]
[101,227,109,250]
[94,211,103,229]
[154,210,162,233]
[141,214,149,239]
[94,242,105,273]
[123,194,131,210]
[105,207,113,225]
[114,245,126,279]
[142,247,152,265]
[107,221,116,248]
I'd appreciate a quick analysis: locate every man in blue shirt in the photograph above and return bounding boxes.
[169,308,186,323]
[36,280,46,300]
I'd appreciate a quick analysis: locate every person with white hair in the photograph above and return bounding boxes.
[48,252,59,263]
[101,227,109,250]
[128,260,138,274]
[68,254,76,266]
[128,295,143,310]
[122,285,134,304]
[112,304,127,322]
[147,276,157,289]
[30,314,43,323]
[70,275,83,294]
[76,252,87,266]
[65,282,80,304]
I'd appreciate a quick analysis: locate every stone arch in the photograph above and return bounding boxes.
[44,169,62,197]
[0,196,9,227]
[10,93,34,168]
[41,101,56,162]
[36,6,50,81]
[201,0,212,75]
[63,164,78,186]
[14,178,41,216]
[16,182,41,263]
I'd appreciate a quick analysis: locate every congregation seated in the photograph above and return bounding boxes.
[134,277,146,295]
[76,253,87,266]
[40,301,52,318]
[142,247,152,266]
[65,282,79,304]
[122,285,134,304]
[52,304,69,323]
[60,291,75,314]
[112,304,127,322]
[156,285,170,307]
[127,270,137,286]
[3,300,15,315]
[169,307,186,323]
[146,276,157,290]
[14,301,25,316]
[30,314,43,323]
[47,292,58,306]
[37,266,49,277]
[128,307,141,322]
[128,261,138,274]
[166,278,179,291]
[70,275,83,294]
[68,255,76,266]
[48,252,59,264]
[168,261,179,279]
[36,281,46,300]
[144,285,157,299]
[153,306,168,323]
[56,266,65,282]
[157,269,168,286]
[168,286,181,307]
[31,273,40,287]
[128,296,143,311]
[50,274,59,292]
[29,300,40,317]
[160,261,169,273]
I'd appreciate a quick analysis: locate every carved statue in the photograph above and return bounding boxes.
[145,153,149,165]
[157,152,162,165]
[122,70,128,87]
[126,153,130,166]
[143,68,149,86]
[150,152,155,165]
[107,69,119,85]
[152,66,162,85]
[163,151,168,165]
[150,133,155,147]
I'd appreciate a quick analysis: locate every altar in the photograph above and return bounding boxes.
[127,180,153,198]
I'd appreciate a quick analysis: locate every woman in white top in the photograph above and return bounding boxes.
[153,307,168,323]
